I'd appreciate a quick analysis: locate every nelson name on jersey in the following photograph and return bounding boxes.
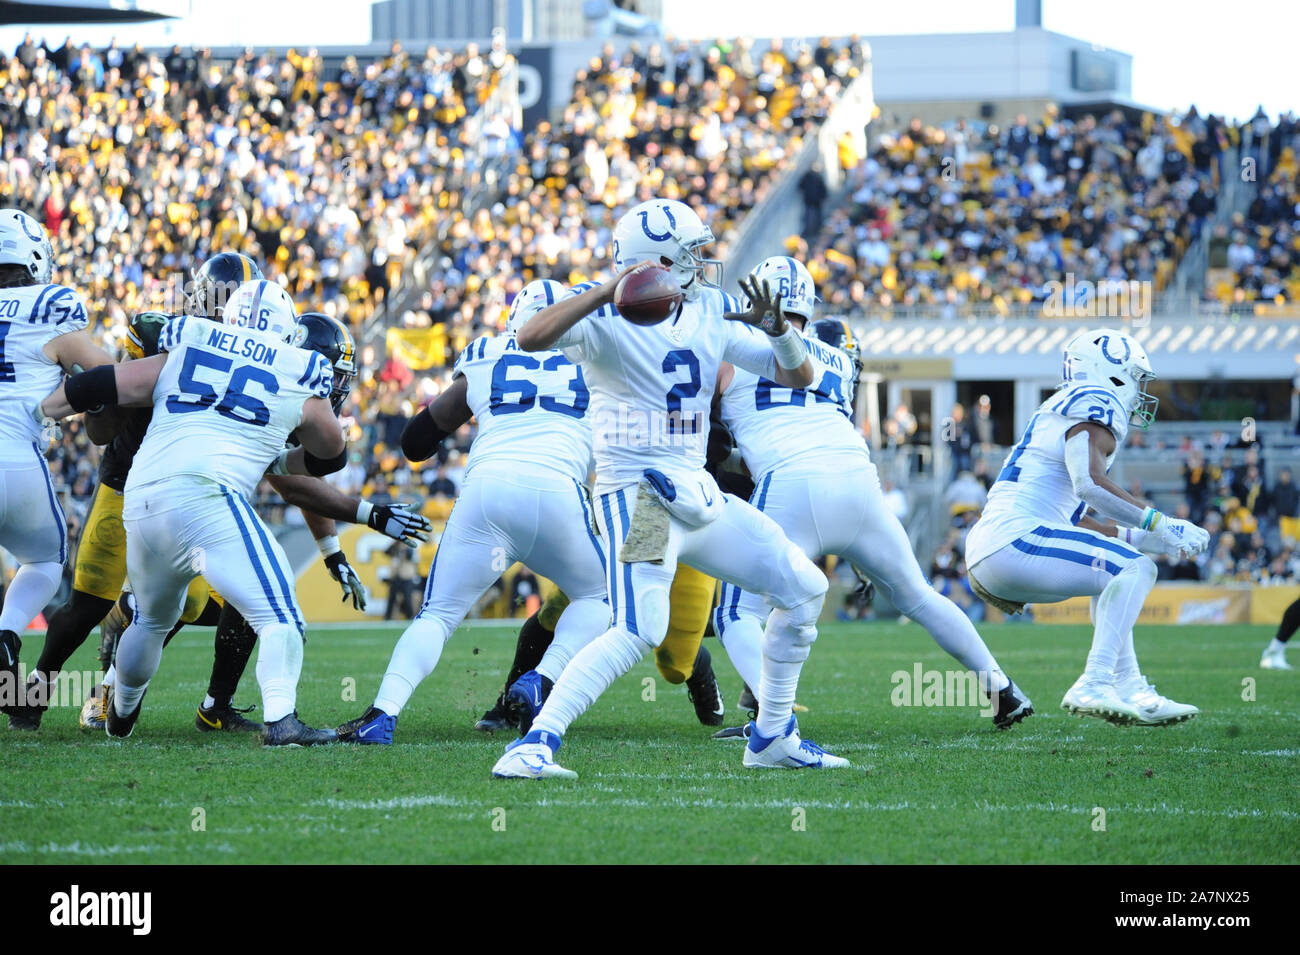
[203,326,281,366]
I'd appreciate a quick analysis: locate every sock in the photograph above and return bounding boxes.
[755,599,822,739]
[202,694,217,709]
[113,680,147,715]
[716,615,764,692]
[207,605,257,703]
[757,659,802,738]
[114,618,167,698]
[502,611,556,694]
[1274,598,1300,644]
[372,616,451,716]
[1084,560,1155,681]
[35,589,115,676]
[254,624,303,723]
[536,596,607,683]
[1113,634,1141,685]
[103,663,116,688]
[0,561,64,634]
[1267,638,1288,654]
[531,626,652,738]
[896,588,1009,694]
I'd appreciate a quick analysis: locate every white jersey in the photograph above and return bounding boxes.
[966,383,1130,566]
[0,282,89,461]
[720,332,866,480]
[454,333,593,485]
[556,284,779,493]
[125,315,332,507]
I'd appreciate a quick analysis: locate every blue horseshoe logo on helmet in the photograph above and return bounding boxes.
[16,214,43,243]
[638,204,677,242]
[1098,335,1130,364]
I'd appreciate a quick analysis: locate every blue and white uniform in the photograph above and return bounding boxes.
[116,315,332,721]
[714,332,1009,695]
[966,383,1144,603]
[0,284,87,568]
[371,333,609,716]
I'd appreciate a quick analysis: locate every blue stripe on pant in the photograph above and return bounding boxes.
[716,473,772,630]
[574,480,606,567]
[234,494,304,633]
[1009,538,1125,576]
[221,487,289,626]
[600,490,637,636]
[1029,525,1140,559]
[33,443,67,565]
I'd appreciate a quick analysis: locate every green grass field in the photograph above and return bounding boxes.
[1,621,1296,864]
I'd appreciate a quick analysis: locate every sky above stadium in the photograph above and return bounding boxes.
[0,0,1292,122]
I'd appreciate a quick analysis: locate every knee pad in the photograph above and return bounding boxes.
[761,593,822,665]
[633,583,671,648]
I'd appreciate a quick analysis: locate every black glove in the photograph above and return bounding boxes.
[324,551,368,611]
[362,500,433,547]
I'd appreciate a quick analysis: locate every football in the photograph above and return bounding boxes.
[613,264,684,325]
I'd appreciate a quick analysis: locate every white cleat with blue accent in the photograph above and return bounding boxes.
[742,715,848,770]
[1117,674,1198,726]
[491,731,578,780]
[1061,675,1141,725]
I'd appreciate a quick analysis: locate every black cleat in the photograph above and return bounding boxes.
[196,700,263,734]
[0,629,21,719]
[711,721,753,741]
[105,686,146,739]
[992,680,1034,730]
[264,711,337,746]
[738,683,758,721]
[685,646,725,726]
[474,698,513,734]
[7,674,47,730]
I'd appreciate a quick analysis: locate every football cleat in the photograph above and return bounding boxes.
[1260,644,1293,670]
[6,674,47,730]
[336,706,396,744]
[685,646,725,726]
[196,700,263,734]
[491,731,576,780]
[738,683,757,720]
[503,670,553,734]
[474,698,513,734]
[1117,674,1199,726]
[105,686,145,740]
[0,629,21,717]
[991,680,1034,730]
[263,712,338,746]
[711,721,753,741]
[743,715,848,769]
[80,683,109,731]
[1060,676,1140,725]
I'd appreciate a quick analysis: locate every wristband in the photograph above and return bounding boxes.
[268,449,292,476]
[303,447,347,476]
[316,535,341,558]
[770,326,808,370]
[356,500,374,525]
[1139,507,1163,531]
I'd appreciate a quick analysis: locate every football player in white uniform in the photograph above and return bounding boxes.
[0,209,115,714]
[713,257,1032,730]
[335,279,610,744]
[37,279,348,744]
[492,199,845,779]
[966,329,1209,726]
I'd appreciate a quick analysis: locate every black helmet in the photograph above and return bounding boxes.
[188,252,263,319]
[809,318,861,373]
[294,312,357,413]
[124,311,170,359]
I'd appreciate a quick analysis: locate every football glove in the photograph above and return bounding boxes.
[30,401,61,455]
[324,551,368,611]
[360,500,432,547]
[1153,517,1211,559]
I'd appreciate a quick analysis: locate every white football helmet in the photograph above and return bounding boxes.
[749,256,816,324]
[223,279,299,343]
[1062,327,1158,429]
[506,279,566,337]
[0,208,54,285]
[611,199,722,301]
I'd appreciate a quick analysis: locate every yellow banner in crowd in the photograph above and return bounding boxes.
[385,326,448,370]
[1029,585,1253,625]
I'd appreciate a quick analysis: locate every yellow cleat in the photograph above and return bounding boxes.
[79,683,109,731]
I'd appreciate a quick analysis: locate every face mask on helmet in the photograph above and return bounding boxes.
[0,209,54,286]
[188,253,264,319]
[225,280,299,343]
[809,318,861,374]
[294,312,356,413]
[749,256,817,325]
[507,279,566,336]
[612,200,723,302]
[1062,328,1159,430]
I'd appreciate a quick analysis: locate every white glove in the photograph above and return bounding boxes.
[1153,517,1211,559]
[30,401,61,455]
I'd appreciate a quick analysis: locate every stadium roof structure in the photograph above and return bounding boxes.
[849,317,1300,381]
[0,0,185,24]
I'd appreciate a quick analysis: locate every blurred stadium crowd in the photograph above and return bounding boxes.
[2,31,1297,609]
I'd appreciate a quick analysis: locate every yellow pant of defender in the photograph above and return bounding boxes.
[539,564,717,683]
[74,482,221,623]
